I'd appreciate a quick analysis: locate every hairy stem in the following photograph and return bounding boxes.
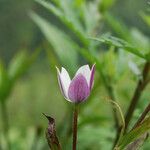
[72,104,79,150]
[0,101,11,150]
[125,61,150,131]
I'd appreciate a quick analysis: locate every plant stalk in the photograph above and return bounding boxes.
[125,61,150,131]
[132,102,150,130]
[0,101,11,150]
[113,61,150,148]
[72,104,79,150]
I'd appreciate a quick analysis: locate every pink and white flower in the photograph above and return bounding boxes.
[56,64,95,103]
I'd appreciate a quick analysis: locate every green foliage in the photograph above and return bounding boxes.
[99,0,116,13]
[0,50,39,102]
[141,12,150,27]
[104,13,150,60]
[91,34,150,61]
[117,116,150,149]
[31,12,78,73]
[0,61,11,102]
[29,0,150,149]
[0,0,150,149]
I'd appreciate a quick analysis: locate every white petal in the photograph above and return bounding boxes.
[75,65,91,86]
[56,67,67,98]
[60,67,71,99]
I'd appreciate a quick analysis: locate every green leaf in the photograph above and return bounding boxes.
[104,13,132,41]
[117,116,150,150]
[35,0,88,47]
[91,35,149,60]
[128,61,141,77]
[8,51,28,81]
[31,12,79,73]
[0,61,11,102]
[99,0,116,13]
[130,28,150,56]
[8,49,39,82]
[140,12,150,27]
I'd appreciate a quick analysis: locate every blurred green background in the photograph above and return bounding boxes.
[0,0,150,149]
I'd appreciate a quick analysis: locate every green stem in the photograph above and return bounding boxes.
[72,104,79,150]
[0,101,11,150]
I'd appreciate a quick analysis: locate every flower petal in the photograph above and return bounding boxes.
[56,67,67,98]
[56,67,71,101]
[75,65,91,86]
[68,74,90,103]
[60,67,71,97]
[89,64,95,90]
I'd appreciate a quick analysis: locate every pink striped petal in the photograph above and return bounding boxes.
[75,65,91,86]
[68,74,90,103]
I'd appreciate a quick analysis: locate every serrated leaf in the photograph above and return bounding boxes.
[91,35,149,60]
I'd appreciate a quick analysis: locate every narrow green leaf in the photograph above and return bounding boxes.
[91,35,148,60]
[117,116,150,150]
[140,12,150,27]
[31,12,79,72]
[35,0,88,47]
[8,51,28,81]
[8,49,39,82]
[0,61,11,102]
[104,13,131,41]
[99,0,116,13]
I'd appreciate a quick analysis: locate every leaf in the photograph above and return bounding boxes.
[104,13,131,41]
[35,0,88,47]
[140,12,150,27]
[43,113,61,150]
[99,0,116,13]
[91,35,149,60]
[8,51,28,81]
[0,61,11,102]
[126,133,148,150]
[31,12,78,73]
[8,49,39,82]
[117,116,150,150]
[128,61,141,77]
[130,28,150,56]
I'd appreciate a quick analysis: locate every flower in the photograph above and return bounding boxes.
[56,64,95,103]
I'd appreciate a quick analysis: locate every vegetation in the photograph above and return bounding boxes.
[0,0,150,149]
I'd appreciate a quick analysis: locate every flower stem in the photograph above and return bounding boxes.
[0,101,11,150]
[72,104,79,150]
